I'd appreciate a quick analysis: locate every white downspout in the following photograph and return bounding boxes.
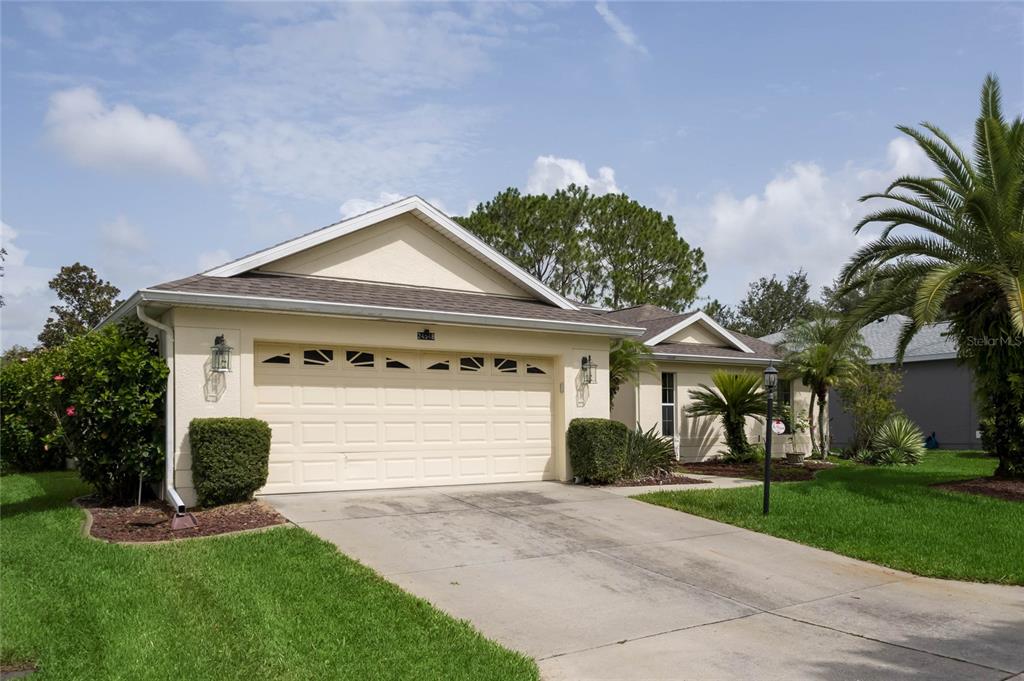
[136,305,187,514]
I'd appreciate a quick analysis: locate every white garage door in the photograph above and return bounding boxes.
[253,343,555,493]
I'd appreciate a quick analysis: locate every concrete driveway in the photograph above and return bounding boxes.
[264,481,1024,680]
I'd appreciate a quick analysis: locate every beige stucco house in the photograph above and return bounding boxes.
[106,196,799,511]
[606,305,813,462]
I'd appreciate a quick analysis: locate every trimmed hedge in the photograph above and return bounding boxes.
[189,418,272,507]
[567,418,628,483]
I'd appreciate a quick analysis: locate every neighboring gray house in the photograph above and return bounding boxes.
[764,315,982,450]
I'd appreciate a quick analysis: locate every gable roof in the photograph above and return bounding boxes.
[203,195,578,311]
[604,307,777,362]
[106,272,643,337]
[761,314,957,364]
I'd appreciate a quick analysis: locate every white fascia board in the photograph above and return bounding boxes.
[202,196,578,311]
[130,288,644,337]
[645,311,754,353]
[650,352,774,366]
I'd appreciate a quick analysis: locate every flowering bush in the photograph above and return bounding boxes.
[0,350,69,473]
[1,322,168,502]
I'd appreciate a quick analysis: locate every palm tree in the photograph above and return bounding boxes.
[838,74,1024,476]
[686,371,767,459]
[608,338,656,406]
[782,313,869,458]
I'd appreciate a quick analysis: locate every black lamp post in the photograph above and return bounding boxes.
[762,362,779,515]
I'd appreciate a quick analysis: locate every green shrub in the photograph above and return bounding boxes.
[1,348,69,474]
[60,323,169,502]
[722,442,764,464]
[858,414,925,466]
[621,424,675,479]
[190,418,272,507]
[567,418,628,483]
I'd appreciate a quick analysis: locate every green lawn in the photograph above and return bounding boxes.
[1,472,538,680]
[637,451,1024,585]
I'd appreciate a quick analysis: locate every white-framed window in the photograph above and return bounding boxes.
[260,351,291,365]
[661,372,676,437]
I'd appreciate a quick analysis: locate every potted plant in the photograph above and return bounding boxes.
[779,405,809,465]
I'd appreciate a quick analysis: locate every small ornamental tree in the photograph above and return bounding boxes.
[57,322,168,502]
[686,371,768,462]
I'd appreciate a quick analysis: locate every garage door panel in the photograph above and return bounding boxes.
[255,343,554,494]
[343,422,379,445]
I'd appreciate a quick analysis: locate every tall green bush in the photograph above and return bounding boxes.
[0,348,68,474]
[836,365,902,455]
[567,418,628,483]
[189,418,272,507]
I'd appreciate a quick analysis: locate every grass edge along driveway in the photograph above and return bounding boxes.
[1,472,539,681]
[637,451,1023,585]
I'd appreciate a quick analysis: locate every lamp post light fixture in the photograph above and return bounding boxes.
[580,355,598,384]
[210,335,233,373]
[762,362,779,515]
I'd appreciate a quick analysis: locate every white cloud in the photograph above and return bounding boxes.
[45,86,207,178]
[594,2,648,54]
[526,155,620,196]
[671,137,931,305]
[197,249,232,272]
[1,222,56,349]
[338,192,451,219]
[100,216,148,254]
[338,192,407,219]
[21,5,65,39]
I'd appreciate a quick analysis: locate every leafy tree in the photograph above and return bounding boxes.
[459,187,706,310]
[38,263,120,348]
[458,186,587,295]
[716,270,818,337]
[608,338,656,406]
[837,75,1024,477]
[836,364,903,455]
[589,193,706,310]
[700,299,740,329]
[686,371,768,461]
[782,312,870,458]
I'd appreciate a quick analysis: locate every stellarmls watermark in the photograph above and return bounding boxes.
[964,335,1024,347]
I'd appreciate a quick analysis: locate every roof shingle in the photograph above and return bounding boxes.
[151,272,633,328]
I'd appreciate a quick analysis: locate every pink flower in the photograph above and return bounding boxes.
[65,406,76,417]
[53,374,65,382]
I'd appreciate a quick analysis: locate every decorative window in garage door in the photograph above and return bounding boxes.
[494,357,518,374]
[525,361,548,375]
[345,350,375,368]
[303,349,334,366]
[255,343,554,380]
[260,351,291,365]
[459,356,485,372]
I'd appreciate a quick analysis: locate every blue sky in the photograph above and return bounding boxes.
[2,1,1022,348]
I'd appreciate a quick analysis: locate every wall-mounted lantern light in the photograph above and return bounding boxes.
[211,335,233,373]
[580,355,598,384]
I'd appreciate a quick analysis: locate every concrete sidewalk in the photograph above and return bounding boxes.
[265,481,1024,681]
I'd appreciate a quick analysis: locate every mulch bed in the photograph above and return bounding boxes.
[678,460,834,482]
[605,473,710,488]
[78,497,286,543]
[932,477,1024,503]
